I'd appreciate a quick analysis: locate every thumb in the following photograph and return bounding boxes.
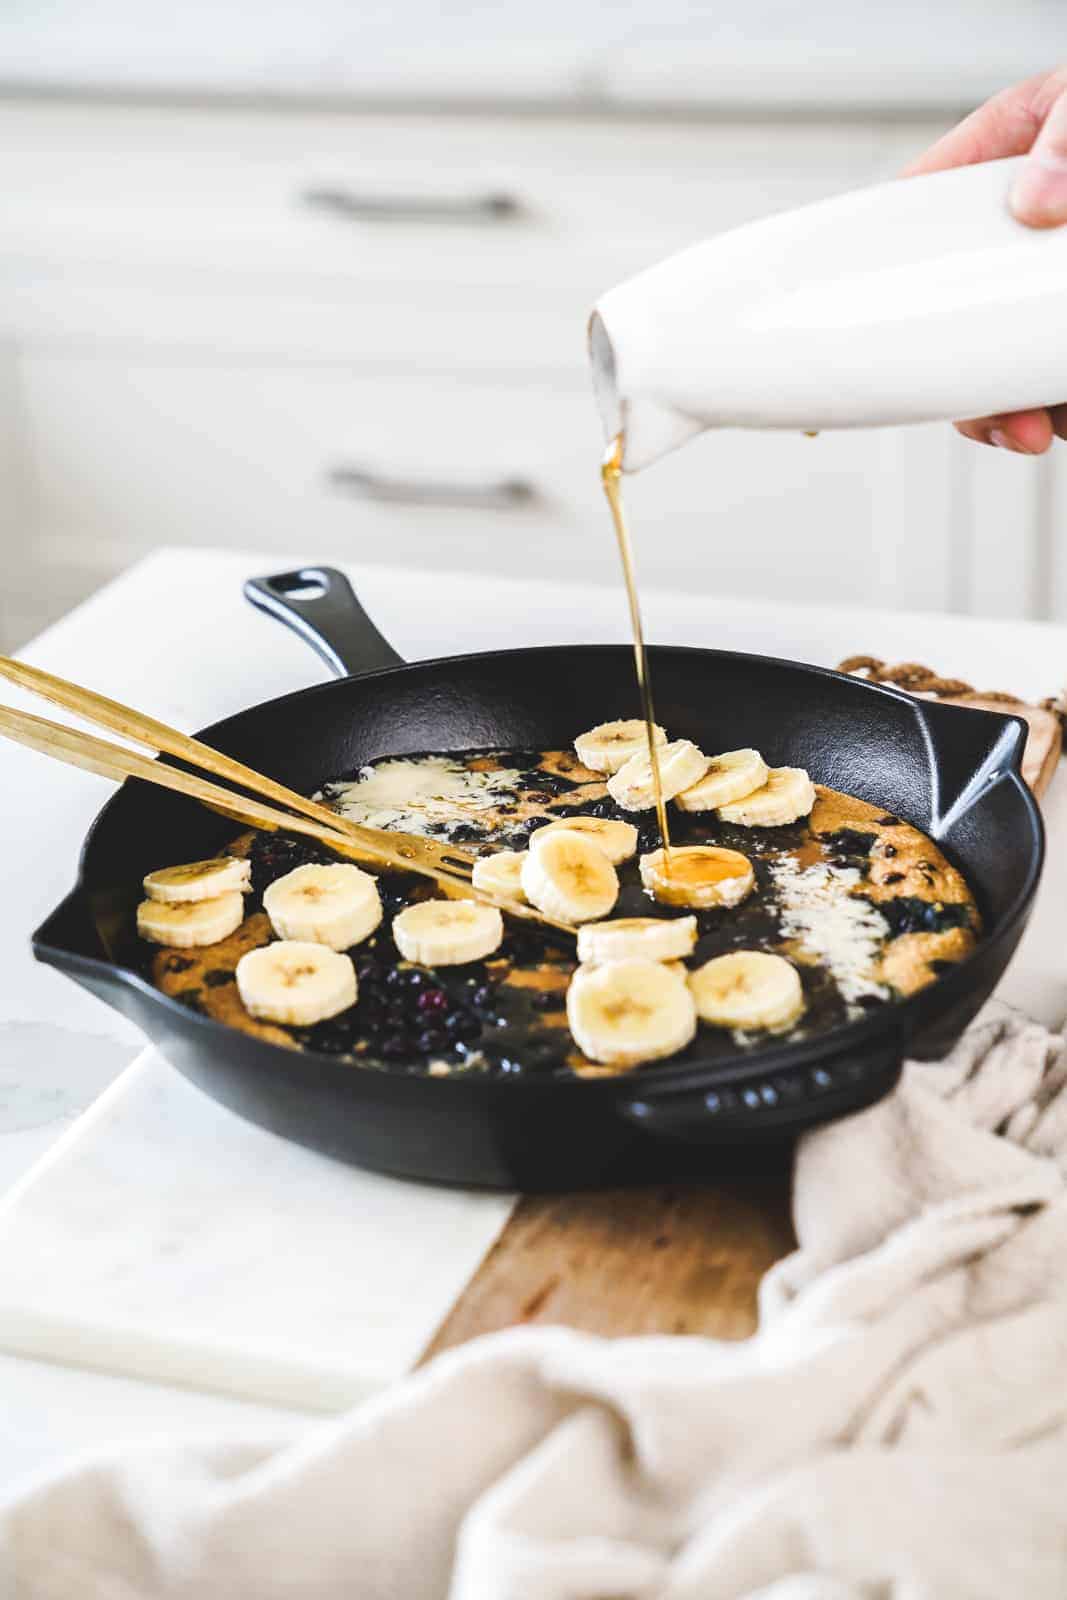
[1011,85,1067,226]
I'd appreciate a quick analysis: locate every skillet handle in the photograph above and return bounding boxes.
[618,1040,904,1143]
[244,567,405,679]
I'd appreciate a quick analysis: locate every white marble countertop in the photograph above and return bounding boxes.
[0,0,1061,113]
[1,543,1065,1495]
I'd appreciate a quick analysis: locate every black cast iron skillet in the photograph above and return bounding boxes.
[33,566,1043,1190]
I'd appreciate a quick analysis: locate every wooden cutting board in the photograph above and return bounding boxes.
[422,700,1060,1359]
[423,1171,795,1357]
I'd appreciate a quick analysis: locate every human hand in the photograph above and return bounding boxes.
[906,68,1067,454]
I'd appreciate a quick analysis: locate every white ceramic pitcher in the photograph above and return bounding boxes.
[590,156,1067,472]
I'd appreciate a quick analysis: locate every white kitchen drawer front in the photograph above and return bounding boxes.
[20,351,957,611]
[0,102,887,295]
[21,354,609,584]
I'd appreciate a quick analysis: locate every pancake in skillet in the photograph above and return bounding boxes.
[149,746,981,1078]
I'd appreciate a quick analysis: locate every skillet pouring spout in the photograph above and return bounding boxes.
[31,565,1044,1189]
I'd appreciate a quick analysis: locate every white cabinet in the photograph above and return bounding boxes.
[0,97,1052,643]
[18,351,970,611]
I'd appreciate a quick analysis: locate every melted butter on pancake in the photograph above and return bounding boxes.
[322,756,527,836]
[770,857,890,1007]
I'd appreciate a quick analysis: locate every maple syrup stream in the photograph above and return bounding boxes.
[601,434,672,871]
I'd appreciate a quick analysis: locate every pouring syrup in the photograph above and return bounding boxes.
[601,434,672,872]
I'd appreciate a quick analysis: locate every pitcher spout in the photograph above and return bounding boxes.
[588,306,708,473]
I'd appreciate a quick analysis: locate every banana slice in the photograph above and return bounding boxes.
[718,767,816,828]
[521,828,619,924]
[567,958,697,1066]
[471,850,527,899]
[137,891,245,948]
[640,846,754,909]
[577,914,697,965]
[529,815,638,865]
[675,749,769,813]
[236,940,357,1026]
[574,719,666,774]
[143,856,251,904]
[689,951,804,1030]
[262,863,382,951]
[607,740,710,811]
[392,899,504,965]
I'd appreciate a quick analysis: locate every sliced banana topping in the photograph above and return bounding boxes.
[137,891,245,949]
[529,815,638,865]
[577,914,698,966]
[143,856,251,904]
[521,828,619,924]
[567,958,697,1066]
[236,941,357,1026]
[689,951,804,1031]
[392,899,504,965]
[470,850,527,900]
[718,766,816,828]
[675,749,769,813]
[607,739,710,811]
[262,863,382,951]
[574,719,666,774]
[640,845,754,909]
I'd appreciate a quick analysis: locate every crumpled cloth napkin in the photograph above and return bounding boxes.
[4,1000,1067,1600]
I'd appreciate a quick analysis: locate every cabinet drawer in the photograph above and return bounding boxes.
[0,102,887,296]
[21,352,956,612]
[22,355,606,582]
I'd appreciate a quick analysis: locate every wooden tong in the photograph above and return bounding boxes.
[0,657,575,936]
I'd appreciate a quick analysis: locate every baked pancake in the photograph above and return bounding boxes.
[145,747,981,1079]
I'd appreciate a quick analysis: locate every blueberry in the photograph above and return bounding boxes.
[415,1025,447,1053]
[821,828,876,858]
[380,1032,411,1061]
[445,1010,481,1041]
[309,1022,352,1055]
[471,984,494,1009]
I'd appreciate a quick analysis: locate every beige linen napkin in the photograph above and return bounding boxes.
[3,1000,1067,1600]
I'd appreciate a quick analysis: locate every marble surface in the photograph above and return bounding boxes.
[0,1051,514,1411]
[0,1024,137,1195]
[0,543,1065,1495]
[0,0,1061,110]
[0,1347,303,1499]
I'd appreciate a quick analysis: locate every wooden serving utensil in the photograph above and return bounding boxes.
[0,670,576,937]
[0,655,481,867]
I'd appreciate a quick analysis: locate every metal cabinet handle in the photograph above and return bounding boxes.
[301,187,522,224]
[326,465,542,512]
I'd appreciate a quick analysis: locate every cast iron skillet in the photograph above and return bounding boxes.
[33,566,1043,1190]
